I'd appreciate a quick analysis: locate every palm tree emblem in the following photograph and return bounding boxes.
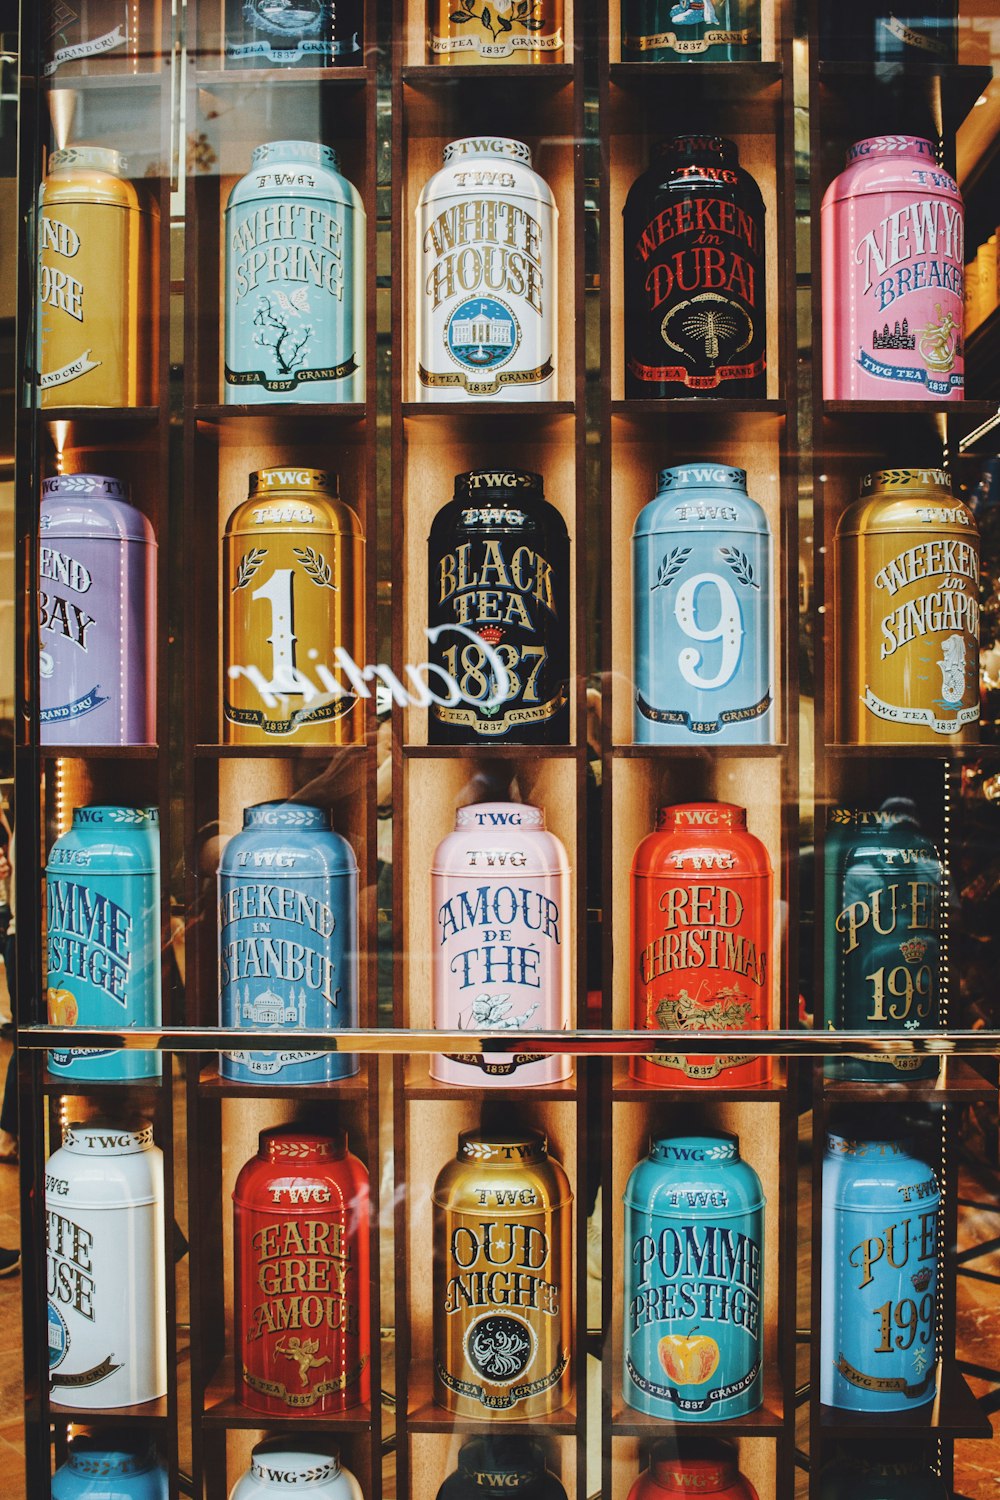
[680,306,739,360]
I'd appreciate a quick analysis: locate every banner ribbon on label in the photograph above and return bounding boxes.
[622,26,755,50]
[418,359,553,397]
[224,694,358,734]
[243,1356,369,1407]
[862,685,978,736]
[626,1354,760,1411]
[857,349,963,396]
[51,1354,123,1388]
[436,1352,569,1409]
[836,1352,936,1398]
[627,354,765,390]
[225,357,358,393]
[429,29,563,53]
[225,36,360,60]
[635,689,771,733]
[45,26,126,74]
[436,688,567,735]
[879,15,948,53]
[40,350,102,389]
[224,1050,327,1074]
[444,1050,547,1074]
[41,685,109,723]
[644,1051,757,1079]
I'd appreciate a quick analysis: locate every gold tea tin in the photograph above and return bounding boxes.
[433,1128,573,1419]
[37,146,157,408]
[834,467,979,744]
[223,467,365,744]
[427,0,564,62]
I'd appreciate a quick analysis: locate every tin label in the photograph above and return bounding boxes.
[418,186,555,397]
[39,543,104,723]
[624,1207,763,1418]
[429,0,563,58]
[225,194,359,395]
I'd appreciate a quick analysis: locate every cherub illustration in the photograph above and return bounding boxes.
[459,993,541,1030]
[274,1336,330,1388]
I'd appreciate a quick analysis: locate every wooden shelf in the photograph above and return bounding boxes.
[403,744,579,759]
[815,61,992,129]
[194,403,368,423]
[612,1057,788,1101]
[49,1395,170,1423]
[610,60,783,104]
[403,63,575,84]
[47,73,164,91]
[203,1366,373,1431]
[402,401,576,420]
[42,1071,165,1097]
[195,66,370,87]
[611,744,786,759]
[194,743,372,759]
[611,1374,785,1437]
[821,399,997,419]
[822,1059,998,1101]
[612,398,787,417]
[405,1362,579,1433]
[39,744,159,759]
[819,1366,991,1440]
[37,406,161,423]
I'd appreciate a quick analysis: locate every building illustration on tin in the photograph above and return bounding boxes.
[451,307,514,350]
[240,986,308,1028]
[872,318,916,351]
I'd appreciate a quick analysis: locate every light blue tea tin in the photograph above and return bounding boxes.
[821,1130,940,1412]
[52,1434,167,1500]
[224,141,365,405]
[46,805,161,1081]
[623,1131,765,1421]
[219,801,359,1083]
[632,463,773,743]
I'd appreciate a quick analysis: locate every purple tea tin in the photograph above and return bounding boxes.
[40,473,156,745]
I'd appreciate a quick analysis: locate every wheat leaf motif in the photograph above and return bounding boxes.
[293,547,338,590]
[719,547,759,590]
[650,546,691,592]
[232,547,266,592]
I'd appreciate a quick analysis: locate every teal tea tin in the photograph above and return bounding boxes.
[45,805,161,1080]
[632,464,773,744]
[623,1131,765,1420]
[821,1130,940,1412]
[224,141,365,404]
[219,800,359,1083]
[52,1434,167,1500]
[819,1446,948,1499]
[824,807,942,1082]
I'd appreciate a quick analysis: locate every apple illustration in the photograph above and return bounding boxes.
[47,987,78,1027]
[658,1329,720,1385]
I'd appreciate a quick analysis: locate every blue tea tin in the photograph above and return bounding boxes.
[52,1433,167,1500]
[219,801,359,1083]
[824,807,942,1082]
[623,1131,765,1421]
[46,806,161,1081]
[632,463,773,744]
[821,1130,940,1412]
[224,141,365,405]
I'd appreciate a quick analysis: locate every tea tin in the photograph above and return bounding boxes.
[224,142,365,404]
[630,803,772,1087]
[435,1438,568,1500]
[233,1127,371,1414]
[834,467,979,743]
[428,0,563,60]
[52,1435,168,1500]
[219,801,359,1084]
[46,1120,167,1409]
[431,801,571,1086]
[37,147,157,407]
[821,1131,939,1412]
[818,1448,949,1499]
[224,0,363,67]
[822,137,964,400]
[40,473,156,745]
[824,806,942,1081]
[632,463,773,743]
[428,468,570,744]
[46,805,161,1080]
[621,0,760,59]
[416,138,556,401]
[626,1439,759,1499]
[229,1441,364,1498]
[433,1128,573,1417]
[623,1132,765,1421]
[223,467,365,743]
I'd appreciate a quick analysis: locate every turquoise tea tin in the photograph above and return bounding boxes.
[821,1130,940,1412]
[623,1131,764,1420]
[632,464,773,743]
[52,1434,167,1500]
[219,800,359,1083]
[45,805,161,1080]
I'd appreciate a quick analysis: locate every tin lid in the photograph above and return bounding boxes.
[655,463,747,495]
[826,804,921,832]
[457,1128,549,1166]
[649,1131,740,1167]
[443,137,533,166]
[652,134,739,169]
[49,145,125,176]
[62,1119,156,1155]
[65,1433,160,1478]
[457,1437,548,1488]
[656,802,745,832]
[845,135,937,167]
[259,1127,348,1163]
[71,804,159,831]
[454,470,545,502]
[858,468,952,499]
[456,801,545,830]
[249,468,339,497]
[42,473,130,504]
[249,1440,343,1488]
[250,140,340,173]
[647,1438,740,1493]
[243,801,332,832]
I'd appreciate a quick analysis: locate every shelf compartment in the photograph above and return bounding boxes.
[198,1063,372,1099]
[202,1364,374,1431]
[48,1395,171,1423]
[819,1365,991,1440]
[822,1059,998,1102]
[42,1072,165,1097]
